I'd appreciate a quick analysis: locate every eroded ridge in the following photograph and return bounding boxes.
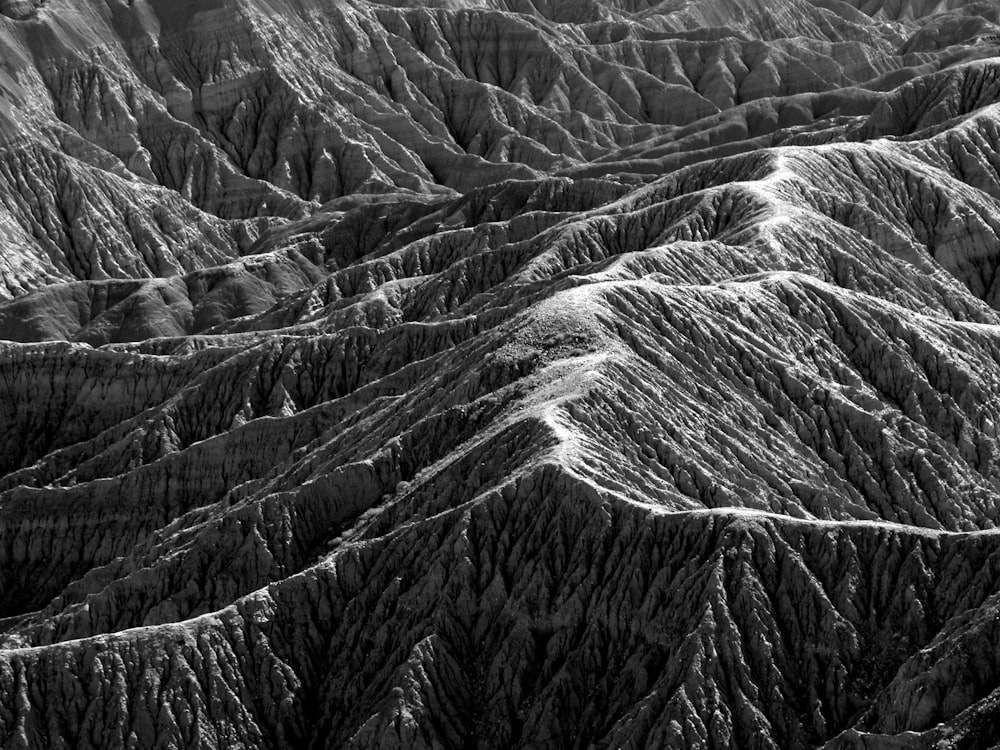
[3,1,1000,748]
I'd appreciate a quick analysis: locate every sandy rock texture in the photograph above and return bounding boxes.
[4,0,1000,748]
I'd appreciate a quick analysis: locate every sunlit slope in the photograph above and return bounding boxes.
[1,1,1000,749]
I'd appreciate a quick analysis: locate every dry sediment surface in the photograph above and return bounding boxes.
[4,0,1000,748]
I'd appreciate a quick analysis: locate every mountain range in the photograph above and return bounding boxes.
[3,0,1000,747]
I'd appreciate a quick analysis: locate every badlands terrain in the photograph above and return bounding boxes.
[4,0,1000,747]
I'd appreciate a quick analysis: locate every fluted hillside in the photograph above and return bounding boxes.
[3,1,1000,748]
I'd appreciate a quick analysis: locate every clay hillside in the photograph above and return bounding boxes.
[3,0,1000,747]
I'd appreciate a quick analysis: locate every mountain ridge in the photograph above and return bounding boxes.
[3,0,1000,748]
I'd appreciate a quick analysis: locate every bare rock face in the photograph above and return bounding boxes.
[5,1,1000,749]
[0,0,40,20]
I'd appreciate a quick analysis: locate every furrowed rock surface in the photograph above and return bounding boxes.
[6,1,1000,749]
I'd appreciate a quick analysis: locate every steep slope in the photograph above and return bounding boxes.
[4,1,1000,749]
